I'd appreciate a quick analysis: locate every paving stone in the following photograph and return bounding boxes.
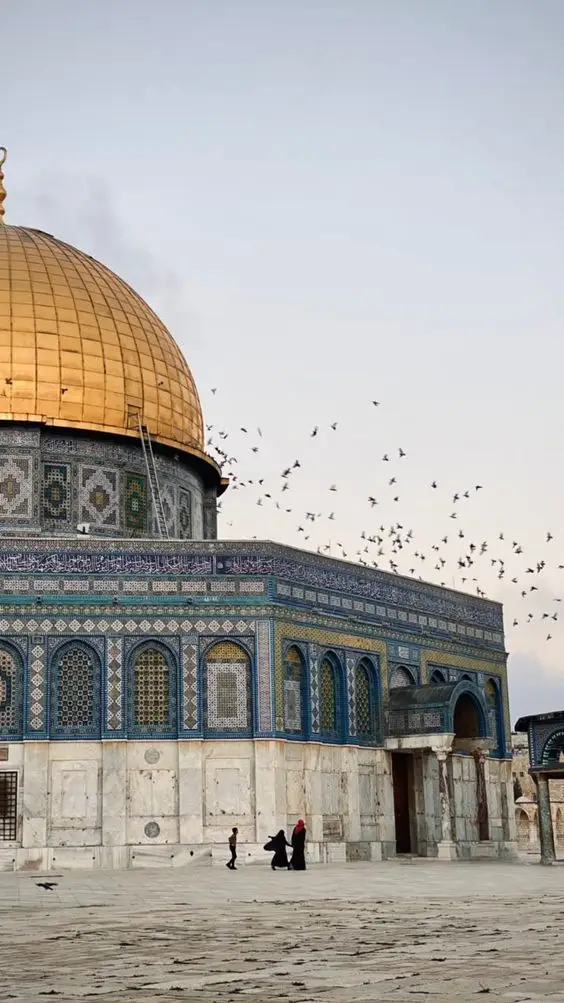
[0,859,563,1001]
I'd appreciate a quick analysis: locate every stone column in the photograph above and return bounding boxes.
[436,751,456,860]
[534,773,556,865]
[473,750,490,842]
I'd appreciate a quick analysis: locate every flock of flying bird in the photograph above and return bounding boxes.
[205,391,560,642]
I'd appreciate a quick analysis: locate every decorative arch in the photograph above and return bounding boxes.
[448,680,488,741]
[429,668,446,684]
[541,729,564,766]
[389,664,416,689]
[128,640,177,736]
[283,644,307,736]
[485,678,504,755]
[516,807,530,847]
[50,640,102,738]
[0,642,24,739]
[355,657,379,741]
[319,651,345,740]
[203,640,252,735]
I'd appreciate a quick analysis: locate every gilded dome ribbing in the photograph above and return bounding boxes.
[0,224,207,458]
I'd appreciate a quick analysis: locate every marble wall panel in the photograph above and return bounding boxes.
[127,769,177,818]
[204,755,252,821]
[50,759,100,830]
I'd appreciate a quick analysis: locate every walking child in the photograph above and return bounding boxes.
[226,827,238,870]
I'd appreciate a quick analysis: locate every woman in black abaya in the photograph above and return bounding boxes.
[264,829,291,870]
[289,819,306,870]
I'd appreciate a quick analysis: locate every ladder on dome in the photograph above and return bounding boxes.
[138,422,170,540]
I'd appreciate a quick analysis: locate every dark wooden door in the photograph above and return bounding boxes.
[392,753,412,854]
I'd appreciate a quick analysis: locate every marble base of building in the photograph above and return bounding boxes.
[0,739,517,871]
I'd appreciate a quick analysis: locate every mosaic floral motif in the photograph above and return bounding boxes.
[124,473,147,531]
[256,621,272,733]
[42,464,69,523]
[486,678,501,753]
[346,654,356,737]
[29,642,45,732]
[205,640,251,732]
[0,456,32,519]
[308,643,320,733]
[541,729,564,765]
[284,645,304,733]
[134,648,171,728]
[319,658,337,734]
[181,637,198,729]
[389,665,415,688]
[0,429,37,447]
[106,637,123,730]
[178,488,192,540]
[355,659,373,738]
[80,466,118,527]
[53,646,99,735]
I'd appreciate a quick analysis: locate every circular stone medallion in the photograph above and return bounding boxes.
[144,748,160,765]
[144,821,160,839]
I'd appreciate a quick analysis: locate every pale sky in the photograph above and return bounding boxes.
[4,1,564,721]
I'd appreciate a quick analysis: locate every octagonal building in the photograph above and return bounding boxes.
[0,158,516,869]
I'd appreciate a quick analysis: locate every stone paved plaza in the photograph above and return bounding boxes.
[1,859,563,1002]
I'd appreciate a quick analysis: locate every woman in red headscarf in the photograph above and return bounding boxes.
[289,819,307,870]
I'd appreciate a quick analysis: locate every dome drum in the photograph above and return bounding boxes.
[0,424,218,540]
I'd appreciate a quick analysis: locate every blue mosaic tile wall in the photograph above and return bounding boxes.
[0,537,509,749]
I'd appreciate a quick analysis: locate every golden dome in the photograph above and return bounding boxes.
[0,223,211,465]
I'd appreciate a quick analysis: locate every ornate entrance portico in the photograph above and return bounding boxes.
[385,680,513,859]
[515,710,564,865]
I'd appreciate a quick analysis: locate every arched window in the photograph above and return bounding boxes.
[389,665,415,689]
[485,679,503,755]
[319,654,344,740]
[541,729,564,766]
[453,692,483,739]
[204,641,252,734]
[0,646,23,739]
[429,668,446,684]
[284,645,306,735]
[51,643,101,738]
[516,808,530,847]
[355,658,378,740]
[131,644,176,735]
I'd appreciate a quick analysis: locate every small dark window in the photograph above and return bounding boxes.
[0,772,17,840]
